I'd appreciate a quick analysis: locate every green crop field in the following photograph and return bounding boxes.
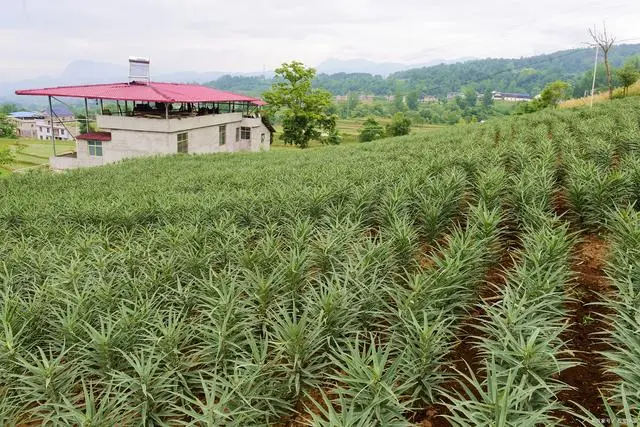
[272,119,442,147]
[1,98,640,425]
[0,137,75,174]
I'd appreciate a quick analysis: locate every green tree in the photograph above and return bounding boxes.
[0,104,20,115]
[406,91,419,111]
[616,57,640,95]
[0,114,17,138]
[393,88,406,112]
[538,81,570,108]
[76,113,96,134]
[616,66,639,95]
[0,147,14,166]
[325,129,342,145]
[346,92,360,118]
[359,117,385,142]
[263,61,336,149]
[386,112,412,137]
[462,87,478,108]
[482,90,494,107]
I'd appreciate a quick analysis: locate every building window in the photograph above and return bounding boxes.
[240,126,251,140]
[177,132,189,153]
[219,125,226,145]
[39,127,43,132]
[235,127,240,142]
[88,140,103,157]
[261,133,265,143]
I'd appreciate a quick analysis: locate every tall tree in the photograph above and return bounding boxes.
[482,90,494,107]
[346,92,360,118]
[589,24,616,99]
[263,61,336,149]
[406,91,419,111]
[462,87,478,108]
[393,85,406,112]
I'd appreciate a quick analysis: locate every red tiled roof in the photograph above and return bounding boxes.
[15,81,265,105]
[76,132,112,141]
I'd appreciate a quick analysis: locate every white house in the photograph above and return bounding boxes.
[491,91,532,102]
[16,58,273,170]
[35,106,77,141]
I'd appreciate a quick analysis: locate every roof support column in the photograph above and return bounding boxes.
[48,96,57,157]
[84,98,89,134]
[165,103,169,120]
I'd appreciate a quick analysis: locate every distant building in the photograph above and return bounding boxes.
[359,95,375,104]
[16,58,272,170]
[335,94,381,104]
[491,91,532,102]
[420,95,438,103]
[35,106,78,141]
[447,92,463,100]
[8,111,44,138]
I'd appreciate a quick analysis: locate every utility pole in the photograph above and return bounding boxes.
[84,97,90,133]
[48,96,57,157]
[590,45,599,108]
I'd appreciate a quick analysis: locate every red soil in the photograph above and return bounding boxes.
[556,234,614,425]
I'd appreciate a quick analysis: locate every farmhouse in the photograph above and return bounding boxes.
[15,58,272,170]
[491,91,532,102]
[8,111,43,139]
[10,107,78,141]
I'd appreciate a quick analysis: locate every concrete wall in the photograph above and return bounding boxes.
[53,113,271,169]
[97,113,245,133]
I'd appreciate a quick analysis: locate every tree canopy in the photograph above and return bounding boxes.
[616,56,640,95]
[386,113,412,137]
[263,62,337,149]
[359,117,385,142]
[0,114,17,139]
[538,81,570,108]
[210,44,640,100]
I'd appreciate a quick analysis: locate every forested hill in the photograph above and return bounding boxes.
[209,44,640,98]
[391,44,640,98]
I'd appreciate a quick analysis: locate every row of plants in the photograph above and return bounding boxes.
[445,215,575,425]
[2,94,640,424]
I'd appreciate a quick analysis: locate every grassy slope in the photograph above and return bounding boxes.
[0,137,75,173]
[560,80,640,109]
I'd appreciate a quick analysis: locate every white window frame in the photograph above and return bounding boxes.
[219,125,226,145]
[177,132,189,153]
[87,140,103,157]
[240,126,251,140]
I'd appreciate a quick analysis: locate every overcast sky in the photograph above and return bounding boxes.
[2,0,639,80]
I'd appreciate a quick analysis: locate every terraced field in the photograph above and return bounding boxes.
[1,98,640,425]
[0,138,75,174]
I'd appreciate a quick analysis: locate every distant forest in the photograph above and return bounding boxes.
[208,44,640,99]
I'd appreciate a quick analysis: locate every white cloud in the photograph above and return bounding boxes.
[2,0,639,79]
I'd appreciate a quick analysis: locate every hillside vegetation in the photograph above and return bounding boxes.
[1,98,640,424]
[211,44,640,98]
